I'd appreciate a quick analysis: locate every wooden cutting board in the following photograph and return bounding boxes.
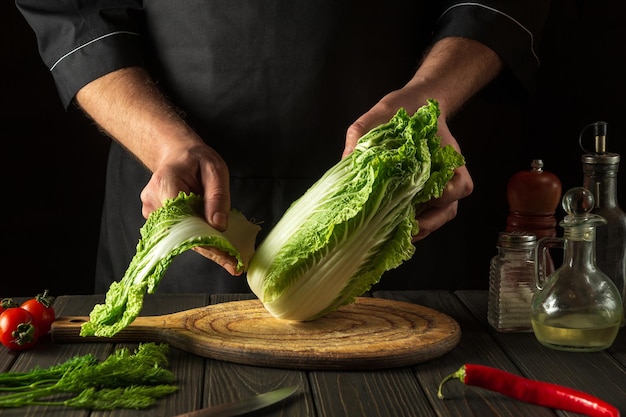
[51,297,460,370]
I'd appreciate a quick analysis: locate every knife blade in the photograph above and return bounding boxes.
[172,386,298,417]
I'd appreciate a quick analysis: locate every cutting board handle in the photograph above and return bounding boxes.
[51,314,178,343]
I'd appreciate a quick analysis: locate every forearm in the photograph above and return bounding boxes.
[75,66,203,172]
[406,37,504,119]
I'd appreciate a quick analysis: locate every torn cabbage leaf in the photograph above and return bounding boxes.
[81,192,261,337]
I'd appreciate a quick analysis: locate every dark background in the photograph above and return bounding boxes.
[2,1,625,296]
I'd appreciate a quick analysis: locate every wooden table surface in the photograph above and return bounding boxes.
[0,290,624,417]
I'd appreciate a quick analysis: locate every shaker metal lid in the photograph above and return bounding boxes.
[497,231,537,248]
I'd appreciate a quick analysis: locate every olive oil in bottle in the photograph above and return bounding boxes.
[531,187,623,352]
[532,313,620,351]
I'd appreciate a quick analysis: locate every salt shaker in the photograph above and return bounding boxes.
[488,231,537,332]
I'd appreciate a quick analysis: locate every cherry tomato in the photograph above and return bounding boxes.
[20,290,55,335]
[0,308,38,350]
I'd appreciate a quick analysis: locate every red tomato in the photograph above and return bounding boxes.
[0,308,38,350]
[20,290,56,335]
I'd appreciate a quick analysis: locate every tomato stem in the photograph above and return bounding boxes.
[35,290,52,309]
[11,323,36,346]
[0,299,17,310]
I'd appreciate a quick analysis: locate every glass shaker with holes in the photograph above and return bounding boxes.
[488,231,537,332]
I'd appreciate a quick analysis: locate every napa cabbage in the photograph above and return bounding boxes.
[247,100,464,320]
[81,192,261,337]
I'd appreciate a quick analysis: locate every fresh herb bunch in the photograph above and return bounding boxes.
[0,343,178,410]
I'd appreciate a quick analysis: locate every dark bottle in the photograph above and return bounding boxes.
[580,121,626,325]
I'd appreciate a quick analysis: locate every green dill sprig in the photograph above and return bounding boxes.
[0,343,178,410]
[0,354,97,390]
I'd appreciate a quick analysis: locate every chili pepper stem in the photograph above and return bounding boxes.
[437,366,466,399]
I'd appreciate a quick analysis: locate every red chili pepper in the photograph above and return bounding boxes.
[437,364,620,417]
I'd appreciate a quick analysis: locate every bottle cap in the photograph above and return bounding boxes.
[560,187,607,228]
[580,121,620,165]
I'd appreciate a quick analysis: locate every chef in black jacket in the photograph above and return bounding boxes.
[16,1,551,294]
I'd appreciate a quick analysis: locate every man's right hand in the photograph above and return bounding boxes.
[76,66,239,272]
[76,66,232,232]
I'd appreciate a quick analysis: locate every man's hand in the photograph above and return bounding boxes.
[343,89,473,241]
[76,67,237,271]
[76,67,233,230]
[192,246,241,276]
[342,36,503,240]
[139,141,231,231]
[411,121,473,241]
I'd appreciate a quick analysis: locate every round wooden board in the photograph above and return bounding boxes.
[183,297,461,370]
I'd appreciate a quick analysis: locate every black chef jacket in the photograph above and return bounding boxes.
[16,0,551,294]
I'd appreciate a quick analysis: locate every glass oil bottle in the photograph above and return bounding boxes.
[580,121,626,325]
[531,187,623,352]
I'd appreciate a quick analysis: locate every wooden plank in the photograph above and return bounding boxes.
[206,361,312,417]
[205,293,313,416]
[101,294,208,417]
[310,367,435,417]
[0,295,110,417]
[456,290,626,414]
[608,326,626,367]
[373,290,557,417]
[0,353,16,374]
[0,294,209,417]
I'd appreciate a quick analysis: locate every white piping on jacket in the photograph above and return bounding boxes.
[438,2,540,65]
[50,31,141,71]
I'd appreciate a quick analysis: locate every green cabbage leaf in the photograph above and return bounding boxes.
[81,192,261,337]
[247,100,464,320]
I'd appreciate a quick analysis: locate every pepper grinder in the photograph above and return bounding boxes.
[506,159,562,239]
[580,121,626,325]
[506,159,562,273]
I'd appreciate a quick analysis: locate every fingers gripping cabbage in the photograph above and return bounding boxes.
[81,192,261,337]
[247,100,464,320]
